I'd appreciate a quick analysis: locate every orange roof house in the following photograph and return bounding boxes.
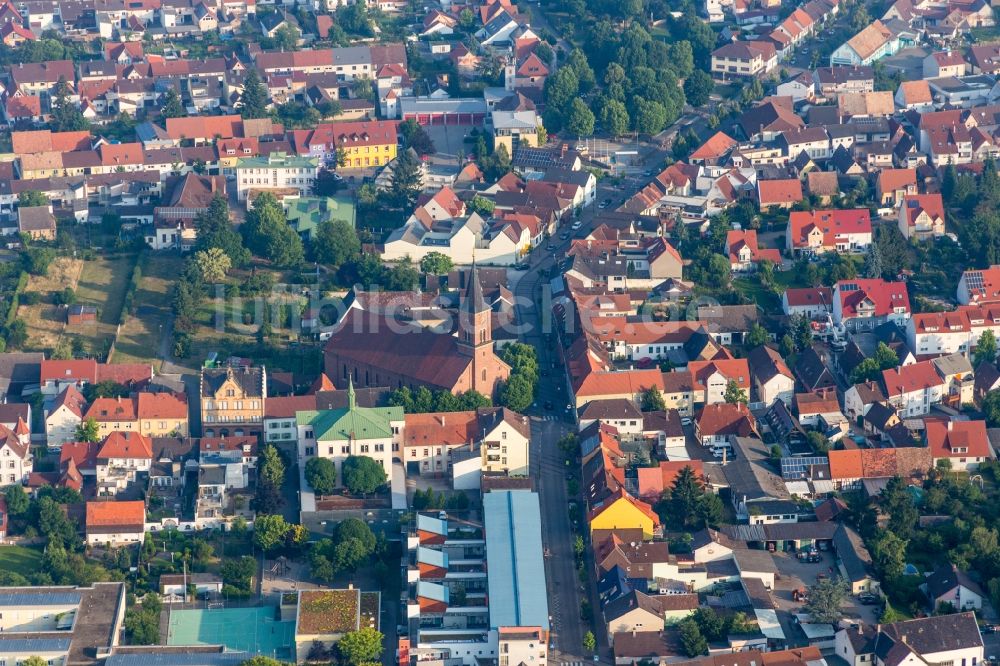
[926,419,992,470]
[636,461,705,499]
[876,168,917,205]
[165,114,244,142]
[758,179,803,210]
[690,131,737,164]
[96,431,153,461]
[85,500,146,544]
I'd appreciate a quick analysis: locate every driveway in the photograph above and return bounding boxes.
[771,550,880,625]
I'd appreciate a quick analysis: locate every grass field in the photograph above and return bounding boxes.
[0,545,43,577]
[113,254,182,369]
[17,255,135,356]
[17,257,85,351]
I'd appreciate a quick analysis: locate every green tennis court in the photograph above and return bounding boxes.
[166,606,296,658]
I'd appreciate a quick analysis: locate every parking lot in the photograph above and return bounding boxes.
[771,549,880,625]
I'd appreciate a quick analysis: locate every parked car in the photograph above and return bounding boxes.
[546,243,556,251]
[858,595,880,605]
[571,221,583,230]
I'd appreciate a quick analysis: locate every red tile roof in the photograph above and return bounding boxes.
[403,411,478,447]
[137,392,188,420]
[784,286,833,308]
[900,193,945,228]
[85,397,137,423]
[165,114,243,141]
[86,500,145,528]
[51,384,87,418]
[727,229,782,265]
[696,403,757,437]
[96,431,153,460]
[690,131,737,162]
[926,418,991,460]
[882,360,944,395]
[788,209,872,249]
[835,279,910,319]
[688,359,751,392]
[636,461,705,499]
[758,179,803,206]
[264,394,317,419]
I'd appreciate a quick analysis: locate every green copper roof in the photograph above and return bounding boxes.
[296,403,403,441]
[286,196,356,238]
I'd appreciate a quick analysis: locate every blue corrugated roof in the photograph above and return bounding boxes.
[416,581,449,604]
[0,592,81,606]
[417,546,448,569]
[0,637,73,652]
[483,491,549,630]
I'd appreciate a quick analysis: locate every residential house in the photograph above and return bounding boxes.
[695,403,757,456]
[883,360,945,416]
[747,346,795,406]
[589,489,660,539]
[787,209,872,255]
[898,193,946,240]
[757,178,803,210]
[711,41,778,78]
[85,500,146,545]
[923,563,984,611]
[832,523,880,594]
[689,359,751,405]
[200,365,266,438]
[782,287,833,318]
[94,431,153,497]
[830,20,899,66]
[727,230,781,272]
[832,279,911,331]
[45,384,86,450]
[18,204,55,240]
[875,168,917,207]
[926,418,992,471]
[835,613,983,666]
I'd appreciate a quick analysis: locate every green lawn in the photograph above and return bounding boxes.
[733,278,780,312]
[0,545,43,577]
[113,254,183,369]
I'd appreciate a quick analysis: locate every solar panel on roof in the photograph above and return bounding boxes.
[966,271,985,292]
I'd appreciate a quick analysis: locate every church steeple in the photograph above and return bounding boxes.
[458,263,492,356]
[347,377,356,410]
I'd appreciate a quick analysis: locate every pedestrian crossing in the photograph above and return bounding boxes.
[562,660,586,666]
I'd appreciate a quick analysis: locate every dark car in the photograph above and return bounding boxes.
[543,401,554,410]
[858,595,880,605]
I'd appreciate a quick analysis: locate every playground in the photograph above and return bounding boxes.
[166,605,296,659]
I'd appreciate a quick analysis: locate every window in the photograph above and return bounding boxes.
[342,445,350,454]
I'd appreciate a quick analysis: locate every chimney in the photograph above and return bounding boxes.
[948,421,953,431]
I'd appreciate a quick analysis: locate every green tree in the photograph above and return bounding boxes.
[221,555,256,591]
[874,342,899,370]
[565,98,595,137]
[240,68,270,120]
[239,658,289,666]
[499,374,533,412]
[338,628,385,666]
[75,417,100,443]
[195,195,250,266]
[664,465,711,529]
[335,517,376,553]
[312,219,360,268]
[976,329,998,367]
[312,168,342,196]
[872,530,908,581]
[566,48,596,92]
[18,191,49,207]
[419,252,455,275]
[692,607,726,641]
[304,457,337,495]
[746,325,769,348]
[641,386,667,412]
[678,619,708,657]
[850,358,882,384]
[864,234,884,279]
[583,631,596,653]
[124,595,162,645]
[805,579,848,624]
[387,149,422,210]
[161,88,185,119]
[272,23,301,50]
[49,76,87,132]
[543,67,579,130]
[20,657,46,666]
[598,97,630,137]
[399,118,436,155]
[4,484,28,516]
[242,193,304,267]
[806,430,830,453]
[253,513,291,553]
[341,455,387,496]
[37,497,77,547]
[467,195,495,217]
[259,444,286,488]
[723,379,748,404]
[683,69,714,107]
[194,247,231,283]
[632,98,669,135]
